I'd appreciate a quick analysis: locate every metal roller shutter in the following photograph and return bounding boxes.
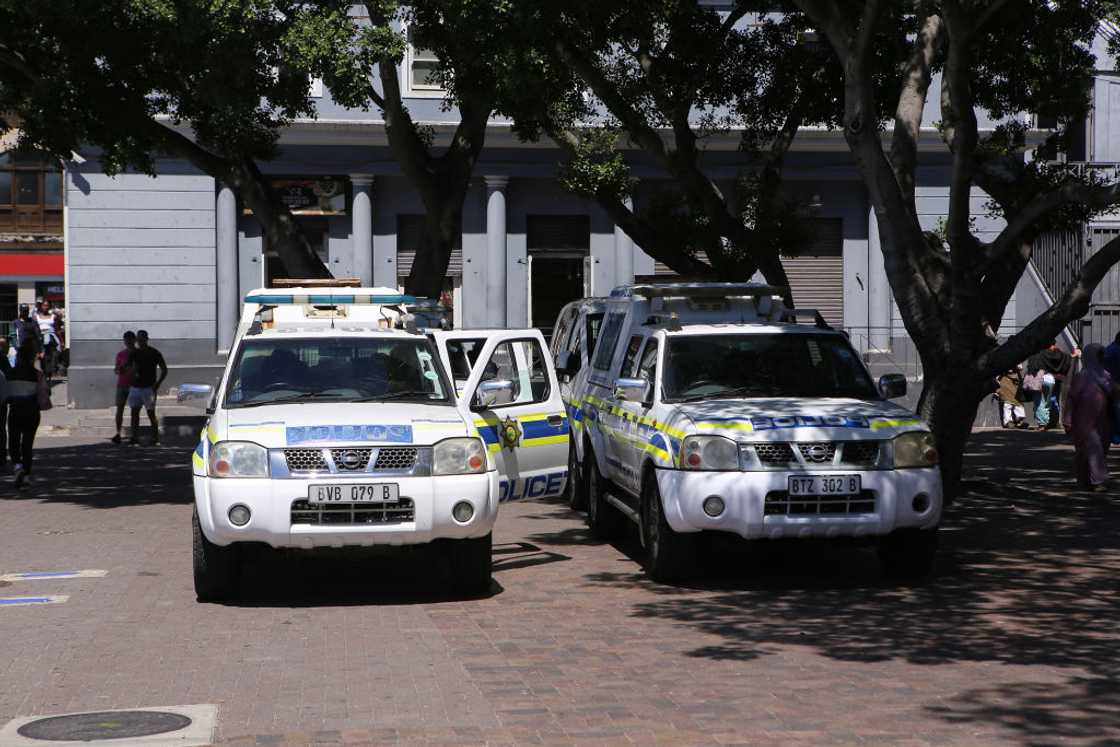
[782,218,844,327]
[396,215,462,281]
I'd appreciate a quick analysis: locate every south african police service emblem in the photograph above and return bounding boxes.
[499,416,522,450]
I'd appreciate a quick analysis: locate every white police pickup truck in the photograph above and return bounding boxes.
[180,288,568,600]
[564,283,942,583]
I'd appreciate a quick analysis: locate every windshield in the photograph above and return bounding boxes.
[223,336,452,408]
[663,333,878,401]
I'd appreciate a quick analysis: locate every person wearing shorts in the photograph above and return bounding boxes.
[127,330,167,445]
[111,331,136,444]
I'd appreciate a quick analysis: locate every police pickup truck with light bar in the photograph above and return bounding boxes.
[559,283,942,583]
[179,287,569,600]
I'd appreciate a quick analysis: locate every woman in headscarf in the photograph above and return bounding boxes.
[1062,343,1120,490]
[1027,341,1076,429]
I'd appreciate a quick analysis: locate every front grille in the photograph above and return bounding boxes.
[753,443,797,465]
[373,447,418,471]
[290,498,415,525]
[797,442,836,464]
[764,490,876,515]
[285,448,327,472]
[330,448,372,471]
[840,441,881,466]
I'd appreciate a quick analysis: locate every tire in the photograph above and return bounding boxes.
[878,527,938,583]
[567,438,586,511]
[585,445,624,540]
[192,507,240,601]
[447,532,492,593]
[641,474,693,583]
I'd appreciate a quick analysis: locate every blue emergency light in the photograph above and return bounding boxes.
[244,292,417,305]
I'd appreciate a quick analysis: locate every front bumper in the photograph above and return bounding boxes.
[655,467,941,539]
[194,471,499,548]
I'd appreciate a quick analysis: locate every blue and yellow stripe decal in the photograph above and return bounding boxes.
[473,412,570,454]
[192,439,206,474]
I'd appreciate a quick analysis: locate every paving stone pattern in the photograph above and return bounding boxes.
[0,431,1117,745]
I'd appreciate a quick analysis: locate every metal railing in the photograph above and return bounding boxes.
[1031,228,1083,309]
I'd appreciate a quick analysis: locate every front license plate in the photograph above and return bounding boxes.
[309,483,399,504]
[788,474,861,496]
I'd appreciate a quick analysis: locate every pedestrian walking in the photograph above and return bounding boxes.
[995,364,1028,428]
[34,300,63,382]
[1105,332,1120,444]
[111,331,136,444]
[0,336,10,474]
[1062,343,1120,490]
[6,341,48,488]
[127,330,167,445]
[1025,342,1077,429]
[11,304,41,359]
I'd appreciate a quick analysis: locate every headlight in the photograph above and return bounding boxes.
[209,441,269,478]
[681,435,740,471]
[893,431,939,468]
[433,437,486,475]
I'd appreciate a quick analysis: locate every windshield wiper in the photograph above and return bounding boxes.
[233,391,347,408]
[352,390,443,402]
[673,385,762,403]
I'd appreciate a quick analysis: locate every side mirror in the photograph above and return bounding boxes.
[878,373,907,399]
[555,350,580,379]
[177,383,213,410]
[615,377,650,402]
[474,379,514,408]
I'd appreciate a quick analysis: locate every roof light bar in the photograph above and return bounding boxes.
[244,291,417,305]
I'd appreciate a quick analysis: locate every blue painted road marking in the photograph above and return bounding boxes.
[0,595,68,606]
[0,569,107,582]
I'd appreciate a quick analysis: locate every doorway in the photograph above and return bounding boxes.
[527,215,590,337]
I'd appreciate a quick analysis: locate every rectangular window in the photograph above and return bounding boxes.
[16,172,39,205]
[621,335,643,378]
[408,30,442,92]
[475,338,551,408]
[592,312,625,371]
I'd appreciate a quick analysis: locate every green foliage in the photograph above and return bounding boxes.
[558,129,636,204]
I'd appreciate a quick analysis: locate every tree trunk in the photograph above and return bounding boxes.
[232,160,331,280]
[917,368,988,501]
[403,204,461,299]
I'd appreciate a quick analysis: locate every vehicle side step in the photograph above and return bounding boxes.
[604,492,640,525]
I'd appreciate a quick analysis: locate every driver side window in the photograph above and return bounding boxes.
[637,339,658,402]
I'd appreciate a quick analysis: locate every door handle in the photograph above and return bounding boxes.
[547,415,564,427]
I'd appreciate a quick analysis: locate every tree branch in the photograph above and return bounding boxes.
[980,233,1120,377]
[890,13,943,203]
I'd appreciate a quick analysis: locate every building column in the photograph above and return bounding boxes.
[216,184,239,353]
[350,174,374,286]
[485,176,508,327]
[614,197,635,286]
[867,204,891,350]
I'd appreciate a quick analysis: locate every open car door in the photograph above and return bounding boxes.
[436,329,569,502]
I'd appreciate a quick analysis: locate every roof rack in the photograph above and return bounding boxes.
[782,308,831,328]
[611,282,788,299]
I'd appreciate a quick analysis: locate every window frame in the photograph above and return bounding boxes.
[470,336,553,411]
[405,27,445,96]
[0,150,63,233]
[591,311,626,372]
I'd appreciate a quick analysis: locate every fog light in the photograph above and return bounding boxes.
[452,501,474,523]
[228,504,251,526]
[912,493,931,513]
[702,495,725,517]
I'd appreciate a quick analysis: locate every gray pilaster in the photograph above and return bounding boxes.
[216,184,238,353]
[614,197,635,287]
[350,174,374,286]
[867,204,891,350]
[485,176,508,327]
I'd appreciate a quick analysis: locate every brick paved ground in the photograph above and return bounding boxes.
[0,430,1117,745]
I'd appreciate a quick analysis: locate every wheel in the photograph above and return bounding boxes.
[641,475,694,583]
[567,438,586,511]
[447,532,492,593]
[192,507,240,601]
[585,445,623,540]
[878,527,938,583]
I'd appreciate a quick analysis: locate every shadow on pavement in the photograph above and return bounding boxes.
[530,430,1120,744]
[0,437,196,507]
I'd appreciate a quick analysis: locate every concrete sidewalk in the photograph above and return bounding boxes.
[38,381,206,439]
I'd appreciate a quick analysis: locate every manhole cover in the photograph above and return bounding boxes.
[17,711,191,741]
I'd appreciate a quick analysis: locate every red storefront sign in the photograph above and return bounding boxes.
[0,252,64,278]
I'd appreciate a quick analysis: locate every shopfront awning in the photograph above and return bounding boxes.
[0,252,64,280]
